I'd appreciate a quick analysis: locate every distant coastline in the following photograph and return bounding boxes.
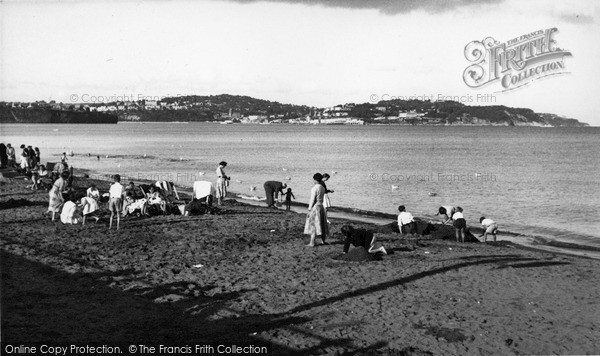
[0,107,118,124]
[0,94,588,127]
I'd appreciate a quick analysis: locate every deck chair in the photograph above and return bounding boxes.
[185,181,216,215]
[34,168,53,190]
[46,162,58,181]
[138,184,166,216]
[155,180,180,200]
[155,180,184,214]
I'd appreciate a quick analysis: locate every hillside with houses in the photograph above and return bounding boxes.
[0,95,589,127]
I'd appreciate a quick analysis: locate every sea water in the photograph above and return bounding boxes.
[2,122,599,247]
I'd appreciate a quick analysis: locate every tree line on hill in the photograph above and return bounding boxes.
[0,94,588,127]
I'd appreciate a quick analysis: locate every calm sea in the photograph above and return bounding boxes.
[2,123,599,247]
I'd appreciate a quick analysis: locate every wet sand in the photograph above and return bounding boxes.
[1,172,600,355]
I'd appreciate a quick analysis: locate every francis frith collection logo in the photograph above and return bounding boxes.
[463,28,571,92]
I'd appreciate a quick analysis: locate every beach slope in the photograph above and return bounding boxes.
[1,176,599,355]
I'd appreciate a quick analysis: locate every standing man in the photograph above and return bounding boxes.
[216,161,229,206]
[263,180,287,208]
[6,144,16,167]
[109,174,124,230]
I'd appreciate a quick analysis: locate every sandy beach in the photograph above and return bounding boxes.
[1,172,600,356]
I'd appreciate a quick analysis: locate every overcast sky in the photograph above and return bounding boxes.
[1,0,599,125]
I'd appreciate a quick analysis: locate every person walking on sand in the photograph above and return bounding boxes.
[283,187,295,211]
[263,180,287,208]
[479,216,499,242]
[304,173,328,247]
[452,207,466,243]
[48,171,70,221]
[216,161,229,206]
[397,205,417,235]
[108,174,124,230]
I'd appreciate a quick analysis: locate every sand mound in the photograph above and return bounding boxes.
[430,224,479,242]
[381,220,435,236]
[336,247,374,262]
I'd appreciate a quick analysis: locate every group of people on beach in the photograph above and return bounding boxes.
[46,159,228,229]
[262,180,298,211]
[57,175,180,229]
[0,143,36,169]
[35,149,500,245]
[1,143,40,171]
[397,204,499,243]
[1,143,58,190]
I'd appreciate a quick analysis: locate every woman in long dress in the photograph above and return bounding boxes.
[48,171,70,221]
[304,173,329,247]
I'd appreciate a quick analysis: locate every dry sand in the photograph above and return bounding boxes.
[1,173,600,355]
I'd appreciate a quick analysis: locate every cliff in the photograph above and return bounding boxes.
[0,107,118,124]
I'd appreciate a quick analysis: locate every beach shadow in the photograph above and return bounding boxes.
[387,246,416,253]
[125,217,207,227]
[2,250,383,354]
[283,255,536,315]
[0,249,307,352]
[495,261,571,269]
[0,198,47,210]
[453,254,524,261]
[0,191,42,198]
[228,211,286,215]
[3,217,49,224]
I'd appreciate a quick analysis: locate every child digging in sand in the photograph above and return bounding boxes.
[80,194,100,225]
[60,193,81,225]
[437,206,457,225]
[479,216,499,242]
[340,225,387,255]
[109,174,124,230]
[397,205,417,235]
[452,207,466,243]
